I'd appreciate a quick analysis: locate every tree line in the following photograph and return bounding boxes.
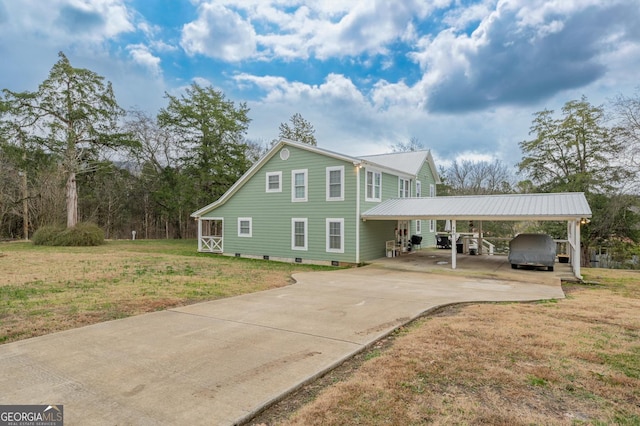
[1,53,639,266]
[0,52,316,240]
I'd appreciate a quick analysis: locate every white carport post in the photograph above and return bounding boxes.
[451,220,457,269]
[567,219,582,279]
[573,219,581,278]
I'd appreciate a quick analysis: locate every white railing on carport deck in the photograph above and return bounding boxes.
[199,236,223,253]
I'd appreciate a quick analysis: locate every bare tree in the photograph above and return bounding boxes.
[443,159,514,195]
[390,137,424,152]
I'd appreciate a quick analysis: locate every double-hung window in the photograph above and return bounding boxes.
[399,178,410,198]
[238,217,252,237]
[430,183,435,197]
[266,172,282,193]
[326,166,344,201]
[326,218,344,253]
[416,181,422,198]
[366,170,381,202]
[292,169,308,202]
[416,220,422,234]
[292,218,308,250]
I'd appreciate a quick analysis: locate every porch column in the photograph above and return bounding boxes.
[451,220,457,269]
[197,218,202,252]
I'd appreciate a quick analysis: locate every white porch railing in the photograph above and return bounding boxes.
[482,239,495,255]
[200,236,223,253]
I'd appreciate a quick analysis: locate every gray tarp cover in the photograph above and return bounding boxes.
[508,234,556,267]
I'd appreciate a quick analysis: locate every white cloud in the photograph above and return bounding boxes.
[181,2,257,61]
[0,0,134,43]
[127,44,161,77]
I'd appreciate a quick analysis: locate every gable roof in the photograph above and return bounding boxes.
[360,150,440,183]
[361,192,592,221]
[191,139,440,218]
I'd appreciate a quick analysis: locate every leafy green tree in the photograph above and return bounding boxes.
[518,96,632,193]
[518,96,639,264]
[1,52,132,228]
[275,112,317,146]
[158,83,252,210]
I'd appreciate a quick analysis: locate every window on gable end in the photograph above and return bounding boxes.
[266,172,282,193]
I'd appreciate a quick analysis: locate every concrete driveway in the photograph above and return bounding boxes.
[0,265,564,425]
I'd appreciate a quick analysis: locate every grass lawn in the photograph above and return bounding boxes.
[0,239,331,344]
[2,241,639,424]
[261,269,640,426]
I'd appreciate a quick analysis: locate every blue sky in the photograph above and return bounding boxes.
[1,0,639,168]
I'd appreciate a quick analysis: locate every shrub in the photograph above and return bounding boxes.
[32,223,105,246]
[32,225,65,246]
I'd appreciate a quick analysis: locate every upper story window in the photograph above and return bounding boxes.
[430,183,436,197]
[366,170,381,202]
[326,166,344,201]
[292,169,308,202]
[416,181,422,198]
[266,171,282,193]
[399,178,410,198]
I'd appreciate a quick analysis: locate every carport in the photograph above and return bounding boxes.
[361,192,592,279]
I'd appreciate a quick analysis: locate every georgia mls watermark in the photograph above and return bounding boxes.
[0,405,63,426]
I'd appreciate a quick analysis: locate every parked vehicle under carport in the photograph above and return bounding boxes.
[508,234,557,271]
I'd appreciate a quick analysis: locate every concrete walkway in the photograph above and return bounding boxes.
[0,265,564,425]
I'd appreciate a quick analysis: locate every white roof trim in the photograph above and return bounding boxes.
[361,192,592,221]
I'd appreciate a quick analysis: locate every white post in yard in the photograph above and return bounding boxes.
[451,220,457,269]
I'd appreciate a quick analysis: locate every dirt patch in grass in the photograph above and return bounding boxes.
[0,240,329,344]
[248,269,640,425]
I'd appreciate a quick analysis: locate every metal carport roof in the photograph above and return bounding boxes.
[361,192,592,221]
[361,192,592,279]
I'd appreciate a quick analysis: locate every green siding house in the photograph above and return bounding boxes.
[191,139,440,266]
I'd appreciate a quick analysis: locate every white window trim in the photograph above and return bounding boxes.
[429,219,435,233]
[415,220,422,235]
[326,218,345,253]
[291,169,308,202]
[266,171,282,193]
[430,183,435,197]
[399,178,410,198]
[416,180,422,198]
[326,166,344,201]
[291,218,308,251]
[237,217,252,237]
[365,169,382,202]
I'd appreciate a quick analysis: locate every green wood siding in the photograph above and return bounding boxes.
[199,144,440,264]
[202,145,359,263]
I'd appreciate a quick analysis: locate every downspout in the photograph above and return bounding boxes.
[355,163,361,264]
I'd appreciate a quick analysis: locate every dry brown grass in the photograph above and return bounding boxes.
[275,269,640,425]
[0,240,329,344]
